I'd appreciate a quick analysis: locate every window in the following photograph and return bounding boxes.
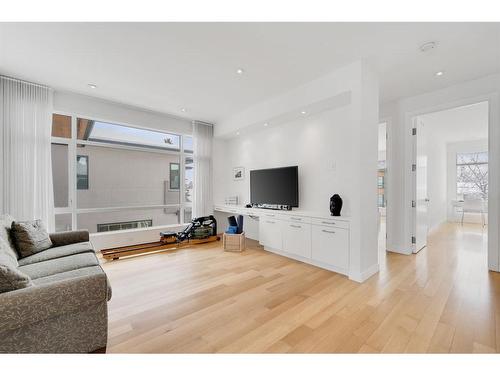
[377,175,384,188]
[52,114,72,139]
[51,113,193,233]
[76,155,89,190]
[169,162,180,190]
[378,194,385,207]
[185,156,194,203]
[183,135,193,153]
[378,169,386,208]
[77,118,180,151]
[76,145,180,209]
[456,151,488,199]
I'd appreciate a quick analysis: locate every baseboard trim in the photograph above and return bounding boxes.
[349,263,379,283]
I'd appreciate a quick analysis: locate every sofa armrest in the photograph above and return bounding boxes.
[49,230,90,247]
[0,272,108,333]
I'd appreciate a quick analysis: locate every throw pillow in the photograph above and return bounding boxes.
[11,220,53,258]
[0,237,33,293]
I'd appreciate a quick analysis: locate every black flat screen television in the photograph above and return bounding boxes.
[250,166,299,207]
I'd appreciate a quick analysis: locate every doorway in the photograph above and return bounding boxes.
[412,101,489,253]
[378,122,387,253]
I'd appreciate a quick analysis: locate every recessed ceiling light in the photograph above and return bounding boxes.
[236,68,244,75]
[435,71,444,77]
[88,83,97,89]
[181,108,187,112]
[301,111,307,115]
[264,123,268,127]
[419,41,437,53]
[236,131,240,136]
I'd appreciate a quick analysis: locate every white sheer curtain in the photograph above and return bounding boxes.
[192,120,213,218]
[0,76,55,230]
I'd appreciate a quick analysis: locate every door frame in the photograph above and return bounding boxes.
[406,95,495,259]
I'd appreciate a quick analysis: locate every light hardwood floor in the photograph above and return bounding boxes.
[102,222,499,353]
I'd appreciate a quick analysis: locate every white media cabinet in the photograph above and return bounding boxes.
[214,205,351,277]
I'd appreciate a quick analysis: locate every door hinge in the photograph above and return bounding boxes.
[412,164,416,172]
[412,128,417,135]
[412,200,416,208]
[411,236,416,244]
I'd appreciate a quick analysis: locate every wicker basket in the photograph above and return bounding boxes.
[223,232,246,252]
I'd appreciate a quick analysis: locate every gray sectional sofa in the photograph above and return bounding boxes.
[0,215,112,353]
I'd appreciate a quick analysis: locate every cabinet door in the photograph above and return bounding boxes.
[259,218,282,250]
[282,222,311,259]
[311,225,349,272]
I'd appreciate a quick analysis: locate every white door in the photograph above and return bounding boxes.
[415,118,429,253]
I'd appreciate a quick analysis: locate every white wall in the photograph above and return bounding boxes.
[214,60,380,282]
[217,106,352,214]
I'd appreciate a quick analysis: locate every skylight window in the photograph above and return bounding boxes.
[77,118,180,151]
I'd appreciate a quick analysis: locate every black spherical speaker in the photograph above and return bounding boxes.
[330,194,343,216]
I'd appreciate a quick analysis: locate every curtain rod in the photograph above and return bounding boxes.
[0,75,50,90]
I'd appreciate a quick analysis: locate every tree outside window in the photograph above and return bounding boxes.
[456,151,488,199]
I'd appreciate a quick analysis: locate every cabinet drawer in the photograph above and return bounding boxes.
[311,225,349,272]
[259,218,282,250]
[261,212,279,219]
[278,214,312,224]
[282,222,311,259]
[311,217,349,229]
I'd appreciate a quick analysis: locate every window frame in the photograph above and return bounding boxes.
[51,111,194,232]
[455,151,489,200]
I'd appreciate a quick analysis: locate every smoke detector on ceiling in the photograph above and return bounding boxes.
[419,41,437,53]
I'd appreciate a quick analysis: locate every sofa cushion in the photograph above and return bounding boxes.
[0,214,19,261]
[33,265,112,301]
[0,238,33,293]
[18,252,99,280]
[49,230,90,248]
[18,242,94,266]
[11,220,53,258]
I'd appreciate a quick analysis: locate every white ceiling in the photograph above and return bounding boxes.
[1,23,499,123]
[419,101,489,143]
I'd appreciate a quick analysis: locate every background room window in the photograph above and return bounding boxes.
[169,162,180,190]
[185,156,193,203]
[377,162,386,208]
[76,155,89,190]
[456,151,488,199]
